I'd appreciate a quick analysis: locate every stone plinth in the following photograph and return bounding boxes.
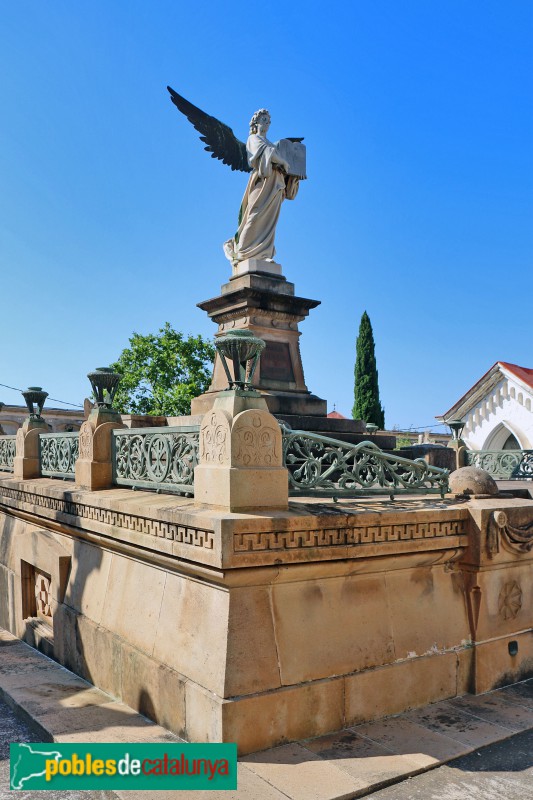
[192,271,327,417]
[75,407,125,491]
[13,417,48,480]
[2,473,533,754]
[194,390,288,511]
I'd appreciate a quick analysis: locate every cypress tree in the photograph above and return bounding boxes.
[352,311,385,428]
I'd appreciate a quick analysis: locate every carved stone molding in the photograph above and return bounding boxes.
[0,486,214,551]
[199,410,230,466]
[15,428,25,452]
[232,410,281,467]
[34,571,53,619]
[217,309,303,329]
[488,510,533,556]
[78,420,94,460]
[234,519,467,553]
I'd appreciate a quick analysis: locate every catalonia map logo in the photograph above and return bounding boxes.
[10,742,237,791]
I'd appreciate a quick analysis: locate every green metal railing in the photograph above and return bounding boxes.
[112,427,198,495]
[465,449,533,480]
[109,424,449,498]
[282,426,449,499]
[1,423,451,499]
[39,432,79,479]
[0,435,16,472]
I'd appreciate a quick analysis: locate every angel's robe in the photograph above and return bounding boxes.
[226,134,298,263]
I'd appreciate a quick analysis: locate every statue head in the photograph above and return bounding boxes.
[249,109,271,134]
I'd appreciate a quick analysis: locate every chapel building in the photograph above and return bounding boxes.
[437,361,533,451]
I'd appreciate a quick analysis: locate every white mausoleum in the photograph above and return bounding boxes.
[437,362,533,451]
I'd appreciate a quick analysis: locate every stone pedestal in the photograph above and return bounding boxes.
[194,390,288,511]
[192,270,327,417]
[448,439,468,470]
[2,476,533,755]
[13,417,48,480]
[75,408,125,491]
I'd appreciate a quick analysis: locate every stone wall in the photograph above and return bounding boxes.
[1,476,533,754]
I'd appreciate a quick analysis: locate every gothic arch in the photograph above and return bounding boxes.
[483,421,528,450]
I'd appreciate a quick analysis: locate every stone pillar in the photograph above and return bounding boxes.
[75,407,125,491]
[194,390,288,511]
[13,417,48,480]
[448,440,467,471]
[192,271,326,417]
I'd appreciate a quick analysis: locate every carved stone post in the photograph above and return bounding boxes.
[75,368,125,491]
[13,387,49,480]
[446,419,467,471]
[14,419,48,480]
[194,390,288,511]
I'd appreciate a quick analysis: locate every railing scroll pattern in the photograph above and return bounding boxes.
[466,450,533,480]
[40,432,79,479]
[281,426,449,498]
[113,426,200,495]
[0,436,17,472]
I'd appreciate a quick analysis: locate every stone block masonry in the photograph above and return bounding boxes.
[1,474,533,754]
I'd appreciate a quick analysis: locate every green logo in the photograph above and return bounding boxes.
[10,743,237,790]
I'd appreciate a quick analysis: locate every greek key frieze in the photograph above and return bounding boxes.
[233,519,467,552]
[0,486,213,550]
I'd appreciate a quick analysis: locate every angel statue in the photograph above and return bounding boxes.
[167,87,306,268]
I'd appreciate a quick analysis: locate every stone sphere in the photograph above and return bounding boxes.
[449,466,498,496]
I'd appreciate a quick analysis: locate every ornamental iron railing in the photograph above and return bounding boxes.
[39,432,79,479]
[112,426,199,495]
[281,426,449,499]
[109,423,449,498]
[0,436,17,472]
[465,450,533,480]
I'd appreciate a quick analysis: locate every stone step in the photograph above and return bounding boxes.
[2,628,533,800]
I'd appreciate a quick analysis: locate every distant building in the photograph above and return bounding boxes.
[436,361,533,451]
[327,409,449,446]
[0,404,84,435]
[327,408,348,420]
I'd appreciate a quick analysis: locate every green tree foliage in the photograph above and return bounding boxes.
[110,323,215,416]
[352,311,385,428]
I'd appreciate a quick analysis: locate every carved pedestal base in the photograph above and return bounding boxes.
[194,392,288,512]
[75,415,125,491]
[13,419,48,480]
[232,258,283,278]
[192,270,327,418]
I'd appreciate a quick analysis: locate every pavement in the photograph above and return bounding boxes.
[2,627,533,799]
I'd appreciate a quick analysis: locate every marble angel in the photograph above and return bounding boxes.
[167,88,306,267]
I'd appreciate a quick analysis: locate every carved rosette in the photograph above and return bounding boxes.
[199,410,230,465]
[78,421,95,461]
[498,580,522,620]
[35,571,52,619]
[231,410,282,468]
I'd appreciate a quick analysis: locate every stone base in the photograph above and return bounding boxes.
[192,389,327,418]
[231,258,283,279]
[2,480,533,754]
[194,464,288,511]
[13,457,41,480]
[196,269,327,417]
[74,459,113,491]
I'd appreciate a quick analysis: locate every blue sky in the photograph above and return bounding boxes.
[1,1,532,430]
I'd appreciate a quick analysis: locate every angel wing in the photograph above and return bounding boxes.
[167,87,251,173]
